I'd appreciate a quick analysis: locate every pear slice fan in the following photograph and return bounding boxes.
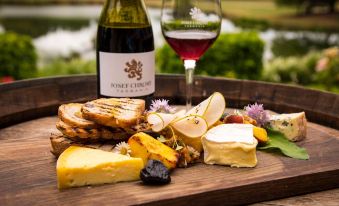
[147,92,226,138]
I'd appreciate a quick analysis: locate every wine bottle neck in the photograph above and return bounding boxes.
[100,0,151,28]
[120,0,137,7]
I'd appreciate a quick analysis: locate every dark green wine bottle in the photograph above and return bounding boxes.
[96,0,155,101]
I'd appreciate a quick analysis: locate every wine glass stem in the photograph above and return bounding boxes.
[184,60,196,112]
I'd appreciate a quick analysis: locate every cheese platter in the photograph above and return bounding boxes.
[0,75,338,205]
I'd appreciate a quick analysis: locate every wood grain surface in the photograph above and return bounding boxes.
[251,188,339,206]
[0,75,338,205]
[0,116,338,206]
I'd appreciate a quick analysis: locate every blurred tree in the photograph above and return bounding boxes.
[275,0,337,14]
[0,17,89,38]
[0,32,37,80]
[272,34,337,57]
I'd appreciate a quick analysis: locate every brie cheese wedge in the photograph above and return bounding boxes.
[202,124,258,168]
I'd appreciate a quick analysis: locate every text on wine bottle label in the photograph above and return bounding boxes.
[99,51,155,97]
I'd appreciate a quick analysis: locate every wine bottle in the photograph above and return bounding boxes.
[96,0,155,102]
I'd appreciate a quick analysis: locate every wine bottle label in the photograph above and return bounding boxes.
[99,51,155,97]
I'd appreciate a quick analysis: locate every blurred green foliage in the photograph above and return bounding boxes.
[0,29,337,93]
[157,32,264,80]
[275,0,303,7]
[0,0,105,4]
[0,32,37,80]
[263,52,319,84]
[275,0,337,14]
[263,47,339,92]
[232,18,270,31]
[37,58,96,77]
[0,17,90,38]
[272,35,338,57]
[313,48,339,90]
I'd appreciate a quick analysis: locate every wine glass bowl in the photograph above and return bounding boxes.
[161,0,222,110]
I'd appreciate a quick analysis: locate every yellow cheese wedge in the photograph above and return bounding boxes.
[57,146,144,189]
[202,124,258,168]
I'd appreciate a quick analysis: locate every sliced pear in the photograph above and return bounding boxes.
[187,97,210,116]
[147,112,176,132]
[187,92,226,127]
[174,109,186,120]
[171,115,208,138]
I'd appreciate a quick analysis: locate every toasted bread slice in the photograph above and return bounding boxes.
[58,103,98,129]
[56,120,129,141]
[50,134,116,157]
[81,98,145,128]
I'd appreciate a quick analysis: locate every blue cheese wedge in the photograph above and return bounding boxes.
[269,112,307,142]
[202,124,258,168]
[57,146,144,189]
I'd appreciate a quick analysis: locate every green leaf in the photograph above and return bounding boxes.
[258,129,309,160]
[157,135,167,143]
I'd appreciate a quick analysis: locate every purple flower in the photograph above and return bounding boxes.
[149,99,176,113]
[244,103,270,127]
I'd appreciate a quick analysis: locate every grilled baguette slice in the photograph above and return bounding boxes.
[56,120,129,141]
[81,98,145,128]
[50,134,116,157]
[58,103,98,129]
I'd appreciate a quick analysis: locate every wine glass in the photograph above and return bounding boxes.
[161,0,222,111]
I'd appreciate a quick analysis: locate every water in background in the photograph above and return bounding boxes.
[0,5,338,63]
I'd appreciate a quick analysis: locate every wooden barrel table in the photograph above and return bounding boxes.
[0,74,338,205]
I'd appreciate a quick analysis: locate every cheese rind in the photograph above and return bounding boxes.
[269,112,307,142]
[202,124,258,168]
[57,146,144,189]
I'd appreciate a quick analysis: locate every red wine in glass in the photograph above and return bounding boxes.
[161,0,222,110]
[164,30,218,60]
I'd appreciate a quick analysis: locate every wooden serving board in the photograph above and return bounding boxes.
[0,75,339,205]
[0,115,338,205]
